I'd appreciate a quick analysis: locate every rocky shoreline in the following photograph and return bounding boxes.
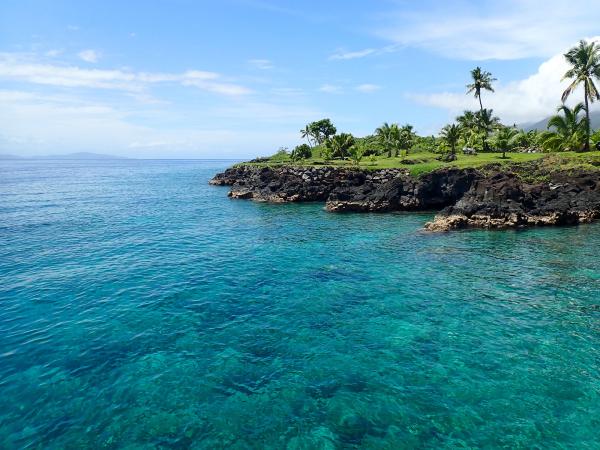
[210,163,600,231]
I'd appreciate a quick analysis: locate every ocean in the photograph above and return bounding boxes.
[0,159,598,448]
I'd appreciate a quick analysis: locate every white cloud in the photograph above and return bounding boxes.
[377,0,600,60]
[408,37,600,124]
[356,83,380,93]
[329,48,376,60]
[328,45,399,61]
[319,84,343,94]
[0,89,309,158]
[78,49,100,63]
[248,59,274,70]
[0,53,251,96]
[45,49,62,58]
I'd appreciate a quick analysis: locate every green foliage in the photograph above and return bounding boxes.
[290,143,312,161]
[466,67,496,111]
[541,103,588,152]
[562,39,600,151]
[591,129,600,147]
[348,142,366,166]
[490,126,519,158]
[475,108,501,151]
[440,123,461,155]
[374,122,415,157]
[326,133,355,159]
[302,119,337,146]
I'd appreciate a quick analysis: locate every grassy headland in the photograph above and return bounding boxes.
[240,148,600,177]
[238,39,600,178]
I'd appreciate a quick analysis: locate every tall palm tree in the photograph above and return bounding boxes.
[561,39,600,152]
[466,67,496,113]
[541,103,588,152]
[440,124,461,157]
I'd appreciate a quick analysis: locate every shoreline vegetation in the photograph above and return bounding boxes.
[212,39,600,231]
[244,39,600,174]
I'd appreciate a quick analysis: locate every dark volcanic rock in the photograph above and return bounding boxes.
[210,166,409,203]
[210,164,600,230]
[424,169,600,231]
[325,168,479,212]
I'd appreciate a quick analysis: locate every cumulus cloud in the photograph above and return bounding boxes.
[0,53,251,95]
[78,49,100,63]
[377,0,600,60]
[408,37,600,124]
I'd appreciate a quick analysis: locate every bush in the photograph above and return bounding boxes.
[291,144,312,161]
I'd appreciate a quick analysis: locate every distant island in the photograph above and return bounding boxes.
[0,152,127,160]
[211,39,600,231]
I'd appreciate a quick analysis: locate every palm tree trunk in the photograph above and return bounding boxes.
[478,93,483,112]
[584,84,590,152]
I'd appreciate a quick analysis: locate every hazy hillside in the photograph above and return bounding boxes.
[522,110,600,131]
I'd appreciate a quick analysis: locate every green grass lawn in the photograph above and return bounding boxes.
[242,150,600,176]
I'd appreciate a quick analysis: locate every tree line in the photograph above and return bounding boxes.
[288,39,600,163]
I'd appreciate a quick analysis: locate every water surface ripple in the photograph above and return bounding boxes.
[0,159,599,448]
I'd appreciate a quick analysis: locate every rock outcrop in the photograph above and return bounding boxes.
[424,170,600,231]
[210,164,600,231]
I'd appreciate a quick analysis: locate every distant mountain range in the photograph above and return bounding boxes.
[522,110,600,131]
[0,152,128,160]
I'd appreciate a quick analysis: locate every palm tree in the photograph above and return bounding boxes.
[300,125,314,147]
[541,103,587,152]
[456,110,478,131]
[476,108,500,151]
[399,124,415,156]
[490,127,519,159]
[375,122,394,157]
[561,39,600,152]
[466,67,497,113]
[326,133,355,159]
[440,124,461,157]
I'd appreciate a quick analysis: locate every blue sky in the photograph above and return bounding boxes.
[1,0,599,158]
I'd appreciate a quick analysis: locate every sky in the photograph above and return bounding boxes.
[1,0,599,158]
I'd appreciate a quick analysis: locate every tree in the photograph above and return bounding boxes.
[326,133,355,159]
[540,103,587,152]
[348,142,366,166]
[457,110,483,151]
[561,39,600,152]
[375,122,394,157]
[466,67,496,112]
[307,119,337,145]
[440,124,461,157]
[456,110,478,133]
[476,108,500,151]
[510,129,540,151]
[300,125,314,147]
[398,124,416,156]
[290,143,312,161]
[490,126,519,159]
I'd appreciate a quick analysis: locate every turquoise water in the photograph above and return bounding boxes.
[0,159,599,449]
